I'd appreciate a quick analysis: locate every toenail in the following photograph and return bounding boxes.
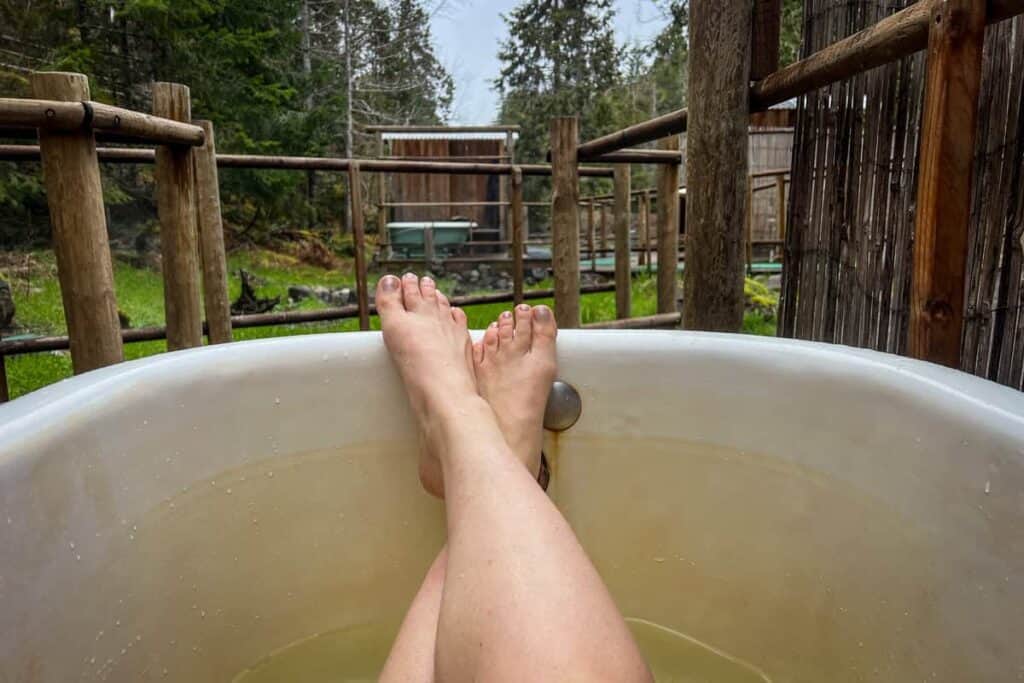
[489,322,498,329]
[403,272,417,281]
[380,275,399,291]
[534,305,552,320]
[500,311,512,319]
[518,304,531,312]
[421,276,434,286]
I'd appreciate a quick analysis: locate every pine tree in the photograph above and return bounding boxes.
[494,0,621,165]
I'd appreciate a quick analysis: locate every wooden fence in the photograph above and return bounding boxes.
[779,0,1024,389]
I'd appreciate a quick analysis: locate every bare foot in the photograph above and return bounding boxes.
[376,273,482,497]
[473,304,558,478]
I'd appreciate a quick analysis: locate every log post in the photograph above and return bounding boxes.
[511,166,526,305]
[152,82,203,350]
[587,199,596,268]
[613,165,632,319]
[0,331,8,403]
[30,71,123,372]
[376,132,389,256]
[642,191,652,272]
[750,0,783,80]
[775,173,787,240]
[423,225,435,264]
[192,120,232,344]
[656,135,681,314]
[683,0,752,331]
[599,202,609,255]
[747,175,755,274]
[550,117,581,329]
[348,162,371,331]
[910,0,987,367]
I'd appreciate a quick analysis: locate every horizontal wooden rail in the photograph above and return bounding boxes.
[583,313,681,330]
[0,284,617,357]
[365,124,520,133]
[0,144,613,177]
[0,98,205,146]
[576,0,1024,159]
[383,155,511,162]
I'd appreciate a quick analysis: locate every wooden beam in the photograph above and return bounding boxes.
[376,132,388,252]
[613,166,632,319]
[656,136,681,314]
[587,200,597,267]
[576,0,1024,157]
[364,124,520,133]
[0,97,205,146]
[580,148,682,164]
[639,191,651,269]
[30,72,123,373]
[510,166,526,306]
[153,82,203,350]
[348,162,371,331]
[909,0,987,367]
[750,0,783,80]
[584,313,682,330]
[775,174,787,240]
[683,0,751,332]
[193,120,233,345]
[550,117,581,328]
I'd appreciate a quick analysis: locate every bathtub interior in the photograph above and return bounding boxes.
[0,331,1022,681]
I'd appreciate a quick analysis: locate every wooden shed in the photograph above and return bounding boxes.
[368,125,519,250]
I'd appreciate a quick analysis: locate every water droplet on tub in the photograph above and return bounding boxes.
[69,541,75,550]
[226,488,232,495]
[984,481,991,495]
[274,397,281,405]
[115,620,121,627]
[142,419,148,426]
[75,554,81,561]
[267,471,274,478]
[322,354,329,361]
[653,557,665,563]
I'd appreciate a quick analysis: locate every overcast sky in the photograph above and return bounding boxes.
[430,0,670,125]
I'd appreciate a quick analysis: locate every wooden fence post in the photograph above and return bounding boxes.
[376,132,389,256]
[587,199,596,268]
[683,0,752,331]
[599,202,609,255]
[747,175,755,273]
[750,0,782,80]
[642,191,653,272]
[656,135,681,314]
[613,166,632,319]
[193,120,232,344]
[909,0,986,367]
[153,82,203,350]
[0,332,8,403]
[348,162,371,331]
[511,166,525,305]
[30,71,123,372]
[550,117,581,329]
[775,173,787,240]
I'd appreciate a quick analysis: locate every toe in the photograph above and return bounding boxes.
[451,306,467,329]
[472,339,484,366]
[401,273,421,309]
[375,275,404,317]
[531,305,558,348]
[437,290,452,316]
[512,304,533,351]
[420,276,437,302]
[484,322,499,356]
[497,311,515,347]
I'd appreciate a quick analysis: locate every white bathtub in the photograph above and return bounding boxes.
[1,332,1022,681]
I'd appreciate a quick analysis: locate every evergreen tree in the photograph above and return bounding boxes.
[494,0,621,166]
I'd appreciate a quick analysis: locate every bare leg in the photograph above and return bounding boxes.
[381,302,551,681]
[377,273,651,683]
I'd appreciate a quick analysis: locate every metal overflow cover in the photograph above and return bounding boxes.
[544,380,582,432]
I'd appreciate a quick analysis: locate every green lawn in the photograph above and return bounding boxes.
[2,250,776,400]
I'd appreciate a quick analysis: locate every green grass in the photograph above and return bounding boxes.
[2,251,776,400]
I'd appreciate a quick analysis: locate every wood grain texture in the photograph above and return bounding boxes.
[510,167,525,305]
[909,0,987,366]
[550,117,581,328]
[193,120,233,344]
[656,135,681,314]
[153,82,203,350]
[640,191,651,270]
[683,0,751,331]
[750,0,783,80]
[348,162,371,331]
[613,166,632,319]
[30,72,123,373]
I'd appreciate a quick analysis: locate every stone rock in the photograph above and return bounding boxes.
[468,269,480,283]
[529,268,549,282]
[288,285,316,302]
[478,264,492,276]
[311,286,331,303]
